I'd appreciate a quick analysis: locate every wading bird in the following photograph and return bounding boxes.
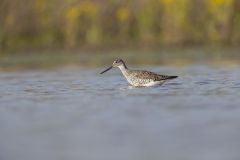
[100,59,178,87]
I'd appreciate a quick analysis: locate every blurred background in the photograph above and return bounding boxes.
[1,1,240,160]
[0,0,240,68]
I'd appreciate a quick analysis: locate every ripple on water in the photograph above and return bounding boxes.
[232,83,240,88]
[1,67,240,160]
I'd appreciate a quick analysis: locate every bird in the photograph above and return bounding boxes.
[100,58,178,87]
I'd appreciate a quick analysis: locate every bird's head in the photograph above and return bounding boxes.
[100,58,125,74]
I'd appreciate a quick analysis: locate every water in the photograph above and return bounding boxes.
[0,65,240,160]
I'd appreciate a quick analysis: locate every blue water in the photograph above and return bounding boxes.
[0,65,240,160]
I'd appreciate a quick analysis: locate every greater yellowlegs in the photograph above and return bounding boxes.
[100,59,178,87]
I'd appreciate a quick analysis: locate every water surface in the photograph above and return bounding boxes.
[0,65,240,160]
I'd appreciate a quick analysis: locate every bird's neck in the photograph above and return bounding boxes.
[118,64,129,75]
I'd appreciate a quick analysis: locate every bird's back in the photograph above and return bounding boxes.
[128,70,177,81]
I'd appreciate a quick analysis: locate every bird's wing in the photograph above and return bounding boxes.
[130,70,177,81]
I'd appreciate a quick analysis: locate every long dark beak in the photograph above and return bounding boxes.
[100,66,113,74]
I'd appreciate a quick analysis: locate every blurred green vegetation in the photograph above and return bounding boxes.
[0,0,240,53]
[0,48,240,70]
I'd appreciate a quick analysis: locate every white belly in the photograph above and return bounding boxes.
[121,71,165,87]
[126,77,165,87]
[143,81,165,87]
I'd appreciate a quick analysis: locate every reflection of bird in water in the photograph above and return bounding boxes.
[100,58,178,87]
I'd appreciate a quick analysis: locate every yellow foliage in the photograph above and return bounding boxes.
[207,0,233,13]
[66,6,80,20]
[207,0,234,20]
[1,0,240,50]
[160,0,190,44]
[206,0,234,42]
[64,1,100,47]
[79,1,99,19]
[160,0,175,5]
[65,1,99,21]
[34,0,53,28]
[160,0,189,8]
[117,7,130,22]
[208,0,233,7]
[160,0,190,25]
[5,14,15,28]
[35,0,47,11]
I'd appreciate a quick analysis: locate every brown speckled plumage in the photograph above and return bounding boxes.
[128,70,178,81]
